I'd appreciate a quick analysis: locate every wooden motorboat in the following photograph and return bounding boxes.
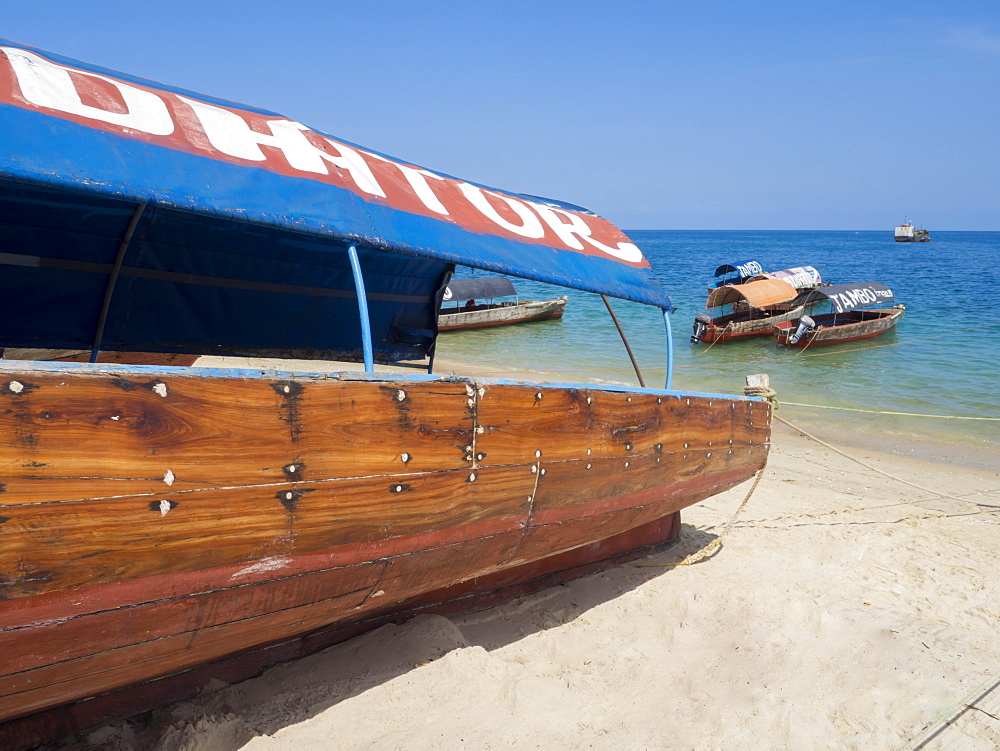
[0,40,772,748]
[691,278,804,344]
[438,277,567,331]
[773,282,903,346]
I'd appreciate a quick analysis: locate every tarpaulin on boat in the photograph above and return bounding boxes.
[0,40,671,364]
[706,279,799,309]
[711,260,763,286]
[748,266,822,289]
[443,278,517,301]
[799,282,894,313]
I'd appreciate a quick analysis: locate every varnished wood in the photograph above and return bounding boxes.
[0,362,771,740]
[0,375,474,504]
[476,385,769,464]
[0,464,535,598]
[0,512,681,751]
[773,309,902,346]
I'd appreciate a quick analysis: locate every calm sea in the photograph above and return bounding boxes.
[436,230,1000,449]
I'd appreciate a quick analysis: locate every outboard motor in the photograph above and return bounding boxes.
[691,312,712,343]
[789,315,816,345]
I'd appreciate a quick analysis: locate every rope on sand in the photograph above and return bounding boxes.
[633,467,767,569]
[770,412,994,508]
[750,389,1000,746]
[750,386,992,508]
[635,382,995,571]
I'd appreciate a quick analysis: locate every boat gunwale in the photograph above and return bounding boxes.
[0,359,767,403]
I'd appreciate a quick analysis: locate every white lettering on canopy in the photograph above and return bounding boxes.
[178,97,385,197]
[5,47,174,135]
[364,152,449,215]
[529,201,643,262]
[827,286,891,313]
[1,46,648,267]
[783,272,812,288]
[316,138,386,197]
[457,183,545,238]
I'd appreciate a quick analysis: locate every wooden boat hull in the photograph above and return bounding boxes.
[695,305,804,343]
[438,296,567,331]
[773,309,902,346]
[0,361,769,745]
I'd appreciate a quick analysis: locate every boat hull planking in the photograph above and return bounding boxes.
[773,309,902,346]
[438,297,567,331]
[0,362,769,743]
[695,305,805,343]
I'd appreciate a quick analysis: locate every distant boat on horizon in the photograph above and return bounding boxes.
[894,220,931,242]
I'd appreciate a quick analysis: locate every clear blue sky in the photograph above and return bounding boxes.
[4,1,998,230]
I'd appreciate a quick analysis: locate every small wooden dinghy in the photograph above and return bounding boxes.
[0,39,772,748]
[437,277,567,331]
[692,278,803,343]
[693,266,824,344]
[773,282,903,346]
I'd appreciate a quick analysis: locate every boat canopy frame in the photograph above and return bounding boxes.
[796,282,895,313]
[443,277,518,304]
[0,39,677,387]
[711,259,764,288]
[706,279,799,310]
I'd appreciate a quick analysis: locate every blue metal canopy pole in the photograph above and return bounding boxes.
[347,244,374,372]
[662,308,674,390]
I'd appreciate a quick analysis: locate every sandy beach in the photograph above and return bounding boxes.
[51,357,998,751]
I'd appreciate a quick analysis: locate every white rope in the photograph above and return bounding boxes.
[781,401,1000,421]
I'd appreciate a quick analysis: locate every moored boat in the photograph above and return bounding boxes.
[691,278,803,344]
[773,282,903,346]
[438,277,567,331]
[0,40,772,748]
[895,221,930,242]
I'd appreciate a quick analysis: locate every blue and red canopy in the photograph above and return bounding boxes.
[0,40,671,363]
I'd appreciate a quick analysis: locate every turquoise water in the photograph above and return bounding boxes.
[436,230,1000,449]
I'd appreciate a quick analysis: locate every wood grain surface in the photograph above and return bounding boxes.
[0,364,771,734]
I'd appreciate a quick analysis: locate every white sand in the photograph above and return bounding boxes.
[75,414,1000,751]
